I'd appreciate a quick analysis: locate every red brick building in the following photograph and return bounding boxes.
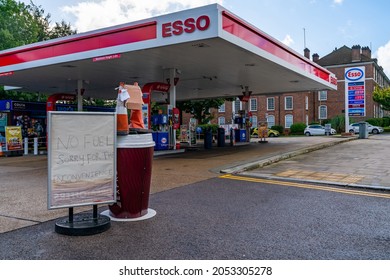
[188,45,390,131]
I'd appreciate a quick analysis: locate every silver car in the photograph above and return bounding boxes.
[348,122,383,134]
[304,125,336,136]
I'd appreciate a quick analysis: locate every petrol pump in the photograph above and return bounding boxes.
[142,82,180,151]
[235,87,252,142]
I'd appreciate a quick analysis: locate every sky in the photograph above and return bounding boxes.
[19,0,390,77]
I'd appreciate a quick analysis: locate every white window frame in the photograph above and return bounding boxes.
[267,97,275,111]
[285,96,293,110]
[218,102,225,113]
[251,115,258,128]
[319,105,327,119]
[305,96,309,110]
[267,115,275,128]
[285,114,293,128]
[233,99,242,114]
[318,90,327,101]
[218,116,225,125]
[249,98,257,111]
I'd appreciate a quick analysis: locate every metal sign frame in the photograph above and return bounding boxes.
[47,111,117,209]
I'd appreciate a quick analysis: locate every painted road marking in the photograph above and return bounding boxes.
[220,174,390,199]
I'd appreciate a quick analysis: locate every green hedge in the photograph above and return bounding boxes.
[289,123,306,135]
[270,125,284,134]
[365,117,390,127]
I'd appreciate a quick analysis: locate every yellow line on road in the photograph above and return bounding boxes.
[219,174,390,199]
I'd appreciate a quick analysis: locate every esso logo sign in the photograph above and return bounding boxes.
[330,76,337,86]
[162,15,210,38]
[345,68,364,81]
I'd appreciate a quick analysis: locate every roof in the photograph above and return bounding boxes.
[318,45,374,67]
[0,4,337,101]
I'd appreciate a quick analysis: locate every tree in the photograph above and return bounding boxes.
[0,0,76,102]
[373,86,390,111]
[177,98,228,124]
[0,0,76,51]
[0,0,37,50]
[49,20,76,39]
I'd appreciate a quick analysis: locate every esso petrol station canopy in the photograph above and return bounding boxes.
[0,4,337,101]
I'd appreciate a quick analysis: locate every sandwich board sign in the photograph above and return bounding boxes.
[47,111,116,209]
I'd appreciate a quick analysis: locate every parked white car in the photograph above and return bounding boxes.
[348,122,383,134]
[304,125,336,136]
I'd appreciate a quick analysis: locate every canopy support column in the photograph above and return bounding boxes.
[169,69,177,150]
[77,80,83,111]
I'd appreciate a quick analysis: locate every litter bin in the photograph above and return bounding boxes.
[217,127,225,147]
[109,133,155,219]
[204,128,212,149]
[359,122,368,139]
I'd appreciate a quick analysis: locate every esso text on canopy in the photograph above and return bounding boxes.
[345,68,364,81]
[162,15,210,37]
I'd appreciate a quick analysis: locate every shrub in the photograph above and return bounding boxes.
[270,125,284,134]
[383,117,390,127]
[365,118,383,127]
[289,123,306,135]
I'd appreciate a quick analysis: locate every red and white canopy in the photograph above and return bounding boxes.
[0,4,337,101]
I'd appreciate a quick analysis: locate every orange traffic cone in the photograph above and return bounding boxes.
[116,82,130,135]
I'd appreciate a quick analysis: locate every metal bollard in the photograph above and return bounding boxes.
[34,138,38,155]
[24,137,28,155]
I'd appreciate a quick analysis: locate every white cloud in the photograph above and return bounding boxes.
[333,0,343,5]
[282,34,294,47]
[377,40,390,78]
[62,0,223,32]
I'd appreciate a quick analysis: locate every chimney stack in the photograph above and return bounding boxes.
[361,46,371,59]
[304,48,310,59]
[312,53,319,63]
[351,45,361,62]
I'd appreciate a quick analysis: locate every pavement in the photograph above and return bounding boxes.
[1,133,390,259]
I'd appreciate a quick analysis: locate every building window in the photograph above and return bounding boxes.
[319,105,327,119]
[218,117,225,125]
[305,96,308,110]
[285,96,293,110]
[218,102,225,113]
[305,114,309,125]
[285,114,293,128]
[267,97,275,110]
[318,90,327,101]
[249,98,257,111]
[251,115,257,128]
[233,99,242,114]
[267,115,275,127]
